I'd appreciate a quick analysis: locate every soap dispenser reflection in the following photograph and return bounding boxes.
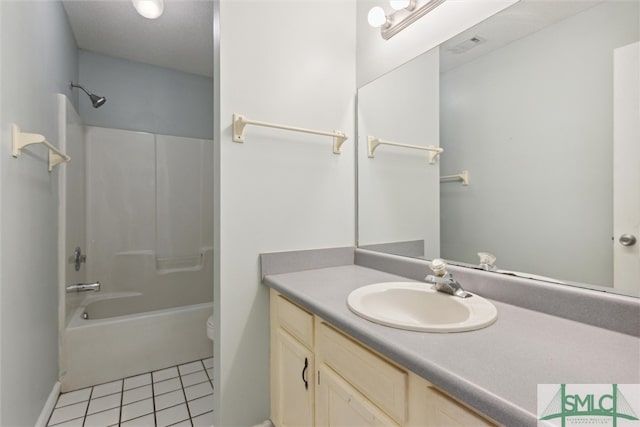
[478,252,497,271]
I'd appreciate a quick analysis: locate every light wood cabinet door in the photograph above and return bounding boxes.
[316,363,400,427]
[421,384,496,427]
[272,328,314,427]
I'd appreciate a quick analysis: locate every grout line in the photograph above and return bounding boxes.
[81,386,93,427]
[118,378,124,427]
[176,365,194,427]
[151,369,158,427]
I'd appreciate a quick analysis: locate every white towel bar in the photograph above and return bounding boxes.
[440,170,469,186]
[232,113,348,154]
[367,136,443,164]
[12,124,70,172]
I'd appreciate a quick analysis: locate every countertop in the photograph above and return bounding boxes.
[263,264,640,426]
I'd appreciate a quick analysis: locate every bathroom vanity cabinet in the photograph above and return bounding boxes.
[270,290,497,427]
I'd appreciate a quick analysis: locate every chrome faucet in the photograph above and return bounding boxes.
[66,281,100,293]
[424,259,472,298]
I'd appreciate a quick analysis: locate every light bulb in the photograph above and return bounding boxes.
[367,7,388,28]
[132,0,164,19]
[390,0,411,10]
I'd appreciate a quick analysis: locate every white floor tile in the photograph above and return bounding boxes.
[91,380,123,399]
[124,373,152,390]
[154,377,182,395]
[188,395,214,417]
[153,366,179,383]
[121,398,154,422]
[155,403,190,427]
[51,358,214,427]
[55,388,91,408]
[191,410,214,427]
[181,370,208,387]
[83,407,120,427]
[48,401,88,425]
[122,384,152,405]
[47,416,84,427]
[87,393,121,415]
[178,360,204,376]
[202,357,213,369]
[184,381,213,401]
[120,413,154,426]
[154,389,185,411]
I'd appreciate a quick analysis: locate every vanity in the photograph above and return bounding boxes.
[261,248,640,427]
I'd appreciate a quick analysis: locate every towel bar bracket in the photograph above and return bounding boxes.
[12,124,70,172]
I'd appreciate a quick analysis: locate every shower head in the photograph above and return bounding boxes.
[70,82,106,108]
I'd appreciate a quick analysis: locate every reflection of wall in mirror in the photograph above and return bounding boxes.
[358,47,440,260]
[440,1,639,287]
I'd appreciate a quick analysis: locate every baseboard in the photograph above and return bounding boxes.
[35,381,61,427]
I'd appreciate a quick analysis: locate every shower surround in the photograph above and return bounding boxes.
[58,96,213,391]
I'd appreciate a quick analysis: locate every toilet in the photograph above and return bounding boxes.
[207,315,215,341]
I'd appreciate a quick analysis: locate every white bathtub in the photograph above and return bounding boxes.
[61,293,213,392]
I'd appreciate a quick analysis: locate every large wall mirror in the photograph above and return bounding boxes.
[357,0,639,296]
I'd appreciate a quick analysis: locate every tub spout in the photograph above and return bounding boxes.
[66,281,100,292]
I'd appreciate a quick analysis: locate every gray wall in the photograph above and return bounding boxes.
[0,1,79,424]
[78,49,213,139]
[440,2,639,286]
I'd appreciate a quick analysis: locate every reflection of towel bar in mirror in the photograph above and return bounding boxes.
[12,124,70,172]
[440,170,469,186]
[367,136,443,164]
[232,113,348,154]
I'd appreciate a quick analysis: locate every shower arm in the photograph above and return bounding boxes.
[70,82,92,97]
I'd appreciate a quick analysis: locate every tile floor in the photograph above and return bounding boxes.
[47,358,213,427]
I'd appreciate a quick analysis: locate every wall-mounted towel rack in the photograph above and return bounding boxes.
[232,113,348,154]
[367,136,443,164]
[12,124,70,172]
[440,170,469,186]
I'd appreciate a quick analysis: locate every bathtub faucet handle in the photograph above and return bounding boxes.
[66,281,100,293]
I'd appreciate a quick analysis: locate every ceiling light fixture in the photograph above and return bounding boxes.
[368,0,445,40]
[132,0,164,20]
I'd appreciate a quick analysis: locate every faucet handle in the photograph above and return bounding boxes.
[429,258,448,276]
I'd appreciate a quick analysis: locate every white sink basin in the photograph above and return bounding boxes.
[347,282,497,333]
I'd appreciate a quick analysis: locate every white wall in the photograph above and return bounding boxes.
[217,0,356,424]
[440,1,639,286]
[356,0,517,87]
[358,47,440,259]
[78,50,213,140]
[0,1,78,424]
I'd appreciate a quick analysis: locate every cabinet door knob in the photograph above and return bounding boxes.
[302,357,309,390]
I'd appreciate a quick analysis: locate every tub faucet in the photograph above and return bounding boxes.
[424,259,472,299]
[66,281,100,293]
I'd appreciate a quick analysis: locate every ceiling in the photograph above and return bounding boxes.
[62,0,214,78]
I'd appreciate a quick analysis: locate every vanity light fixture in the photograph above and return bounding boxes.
[132,0,164,20]
[368,0,446,40]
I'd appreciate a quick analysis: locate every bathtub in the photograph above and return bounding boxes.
[61,292,213,392]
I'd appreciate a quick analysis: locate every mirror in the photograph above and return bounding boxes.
[357,0,639,296]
